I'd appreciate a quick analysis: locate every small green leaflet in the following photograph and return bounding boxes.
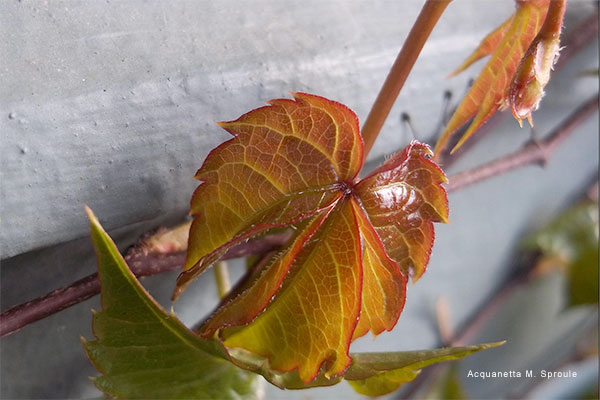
[344,344,502,397]
[82,207,260,400]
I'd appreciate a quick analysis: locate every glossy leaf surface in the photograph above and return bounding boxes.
[435,0,549,156]
[184,93,449,383]
[199,208,338,339]
[356,142,449,280]
[82,208,260,399]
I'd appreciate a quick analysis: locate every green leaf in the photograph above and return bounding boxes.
[82,207,260,399]
[568,246,599,306]
[345,342,503,397]
[523,200,599,306]
[225,342,503,394]
[348,369,418,397]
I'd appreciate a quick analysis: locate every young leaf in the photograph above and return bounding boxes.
[435,0,549,156]
[82,207,260,399]
[226,341,504,394]
[143,220,192,253]
[508,0,566,126]
[447,14,515,78]
[356,143,449,280]
[222,200,363,382]
[351,199,407,340]
[178,93,363,298]
[199,207,338,338]
[345,342,504,397]
[183,93,449,383]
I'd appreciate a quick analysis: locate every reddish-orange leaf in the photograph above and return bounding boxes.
[199,204,338,339]
[351,198,406,340]
[356,142,449,280]
[221,200,363,383]
[177,93,363,298]
[435,0,549,156]
[181,94,448,383]
[448,14,515,78]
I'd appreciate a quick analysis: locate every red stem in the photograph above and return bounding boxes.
[446,96,599,193]
[361,0,451,159]
[540,0,567,40]
[0,232,291,337]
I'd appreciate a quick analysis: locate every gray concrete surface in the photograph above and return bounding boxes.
[1,1,598,399]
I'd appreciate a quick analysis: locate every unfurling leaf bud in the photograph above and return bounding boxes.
[508,0,566,127]
[508,35,560,127]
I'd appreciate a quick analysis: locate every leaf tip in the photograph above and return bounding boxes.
[449,127,474,154]
[84,205,97,224]
[446,67,465,79]
[526,114,534,128]
[171,286,184,302]
[215,120,240,137]
[439,214,451,225]
[288,91,312,102]
[514,115,524,128]
[173,259,208,301]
